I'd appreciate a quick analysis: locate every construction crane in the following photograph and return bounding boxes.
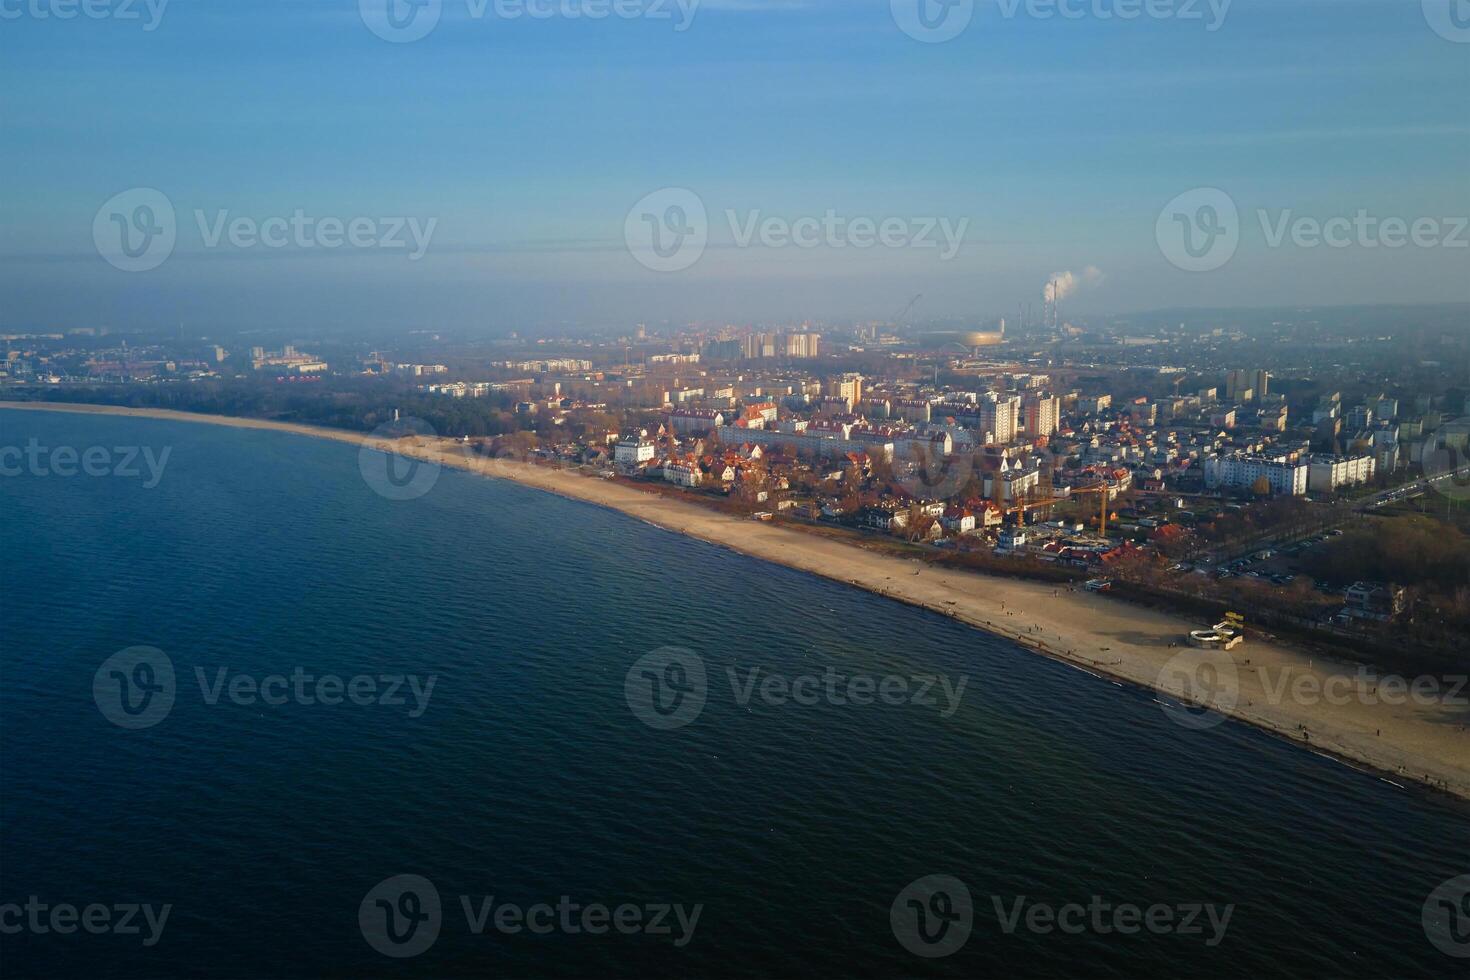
[1070,480,1115,537]
[1003,487,1061,524]
[891,293,922,325]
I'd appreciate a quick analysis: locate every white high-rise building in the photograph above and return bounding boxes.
[1307,454,1376,492]
[1021,394,1060,438]
[979,392,1022,444]
[1203,453,1308,495]
[783,333,820,358]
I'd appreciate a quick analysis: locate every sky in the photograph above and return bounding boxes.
[1,0,1467,332]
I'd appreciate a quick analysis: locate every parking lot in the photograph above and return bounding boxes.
[1179,528,1347,588]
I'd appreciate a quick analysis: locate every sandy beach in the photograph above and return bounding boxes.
[5,400,1468,802]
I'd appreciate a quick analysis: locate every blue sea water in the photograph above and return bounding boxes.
[0,409,1466,979]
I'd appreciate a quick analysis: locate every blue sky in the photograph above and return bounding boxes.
[1,0,1466,332]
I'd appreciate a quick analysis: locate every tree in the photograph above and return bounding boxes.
[904,503,927,541]
[1151,523,1195,559]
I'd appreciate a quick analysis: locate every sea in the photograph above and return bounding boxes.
[1,408,1466,978]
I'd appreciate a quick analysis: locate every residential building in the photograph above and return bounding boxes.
[979,391,1022,444]
[1203,452,1309,495]
[826,373,864,410]
[661,457,703,487]
[614,437,656,472]
[1342,582,1406,621]
[715,424,893,462]
[783,333,820,358]
[1225,369,1269,402]
[1307,453,1376,493]
[668,408,725,435]
[1020,393,1060,438]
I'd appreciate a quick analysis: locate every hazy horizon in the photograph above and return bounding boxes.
[3,0,1467,330]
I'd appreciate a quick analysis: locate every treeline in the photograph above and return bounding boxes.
[11,379,530,439]
[1301,516,1470,659]
[1302,516,1469,592]
[1195,496,1317,546]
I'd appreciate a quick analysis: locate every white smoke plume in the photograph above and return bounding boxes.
[1043,266,1104,303]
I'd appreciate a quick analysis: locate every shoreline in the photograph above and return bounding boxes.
[5,400,1468,803]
